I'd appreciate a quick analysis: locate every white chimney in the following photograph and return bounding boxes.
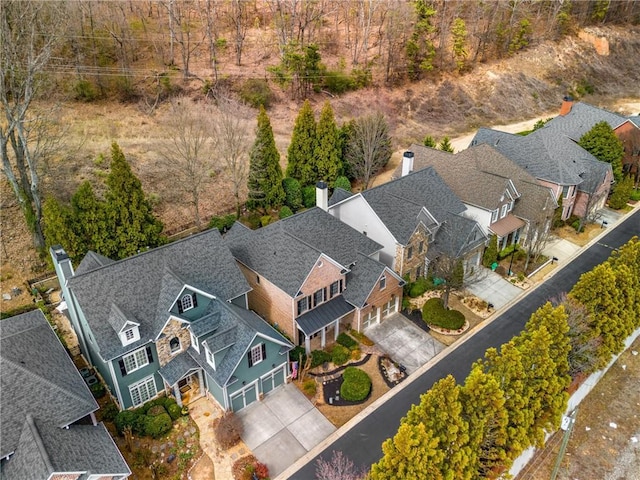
[316,181,328,211]
[401,151,415,177]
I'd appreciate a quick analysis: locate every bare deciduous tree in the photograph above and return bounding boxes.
[345,112,392,189]
[523,194,556,271]
[214,95,253,217]
[165,0,203,79]
[1,0,68,250]
[315,450,365,480]
[160,97,217,228]
[229,0,250,66]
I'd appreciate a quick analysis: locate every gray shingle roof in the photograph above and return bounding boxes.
[158,351,201,386]
[342,253,399,309]
[296,296,355,336]
[361,167,466,245]
[224,208,383,297]
[68,229,250,361]
[186,299,292,388]
[74,251,115,276]
[0,311,129,478]
[329,187,354,206]
[431,212,487,259]
[544,102,629,140]
[471,127,612,194]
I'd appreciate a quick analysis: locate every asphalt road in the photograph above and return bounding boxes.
[289,209,640,479]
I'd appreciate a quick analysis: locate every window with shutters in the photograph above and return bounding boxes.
[329,280,341,298]
[129,376,157,407]
[122,347,150,374]
[248,344,265,367]
[181,294,194,312]
[297,296,310,316]
[313,288,325,307]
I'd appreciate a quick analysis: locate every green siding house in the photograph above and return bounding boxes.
[51,229,292,412]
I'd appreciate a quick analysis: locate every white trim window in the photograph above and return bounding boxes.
[122,347,150,374]
[248,344,265,367]
[190,330,199,353]
[169,337,181,355]
[119,324,140,346]
[500,204,508,218]
[491,209,498,223]
[129,376,157,407]
[181,294,194,312]
[379,275,386,290]
[297,296,311,316]
[329,280,342,298]
[205,345,215,369]
[313,288,325,307]
[125,329,135,341]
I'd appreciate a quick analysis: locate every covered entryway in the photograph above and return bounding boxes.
[261,364,286,395]
[230,381,258,411]
[296,296,355,354]
[158,351,205,407]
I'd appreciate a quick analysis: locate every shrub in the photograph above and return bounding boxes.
[350,330,374,346]
[310,350,332,368]
[260,215,272,227]
[323,69,354,94]
[101,403,119,422]
[115,410,144,436]
[351,348,361,360]
[630,188,640,202]
[167,402,183,421]
[333,176,352,192]
[215,412,243,449]
[144,412,173,438]
[609,176,633,209]
[279,206,293,219]
[337,332,358,350]
[340,367,371,402]
[289,345,307,366]
[74,79,98,102]
[571,220,584,232]
[302,185,316,208]
[498,243,520,260]
[331,344,350,366]
[422,298,465,330]
[90,382,106,398]
[408,277,433,298]
[210,214,236,233]
[302,378,317,396]
[282,177,303,211]
[147,405,167,417]
[239,79,273,109]
[254,462,270,479]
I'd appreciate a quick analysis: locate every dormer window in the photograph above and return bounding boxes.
[190,330,199,353]
[177,292,198,314]
[491,209,498,223]
[205,346,215,369]
[119,324,140,346]
[170,337,181,355]
[125,329,135,341]
[501,204,508,218]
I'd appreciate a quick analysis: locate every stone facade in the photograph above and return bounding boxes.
[395,226,431,281]
[156,318,191,367]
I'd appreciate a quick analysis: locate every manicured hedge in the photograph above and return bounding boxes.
[422,298,465,330]
[113,396,183,437]
[144,412,173,438]
[340,367,371,402]
[311,349,332,368]
[331,344,350,366]
[337,332,358,350]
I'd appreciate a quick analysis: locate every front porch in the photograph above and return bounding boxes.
[158,351,205,407]
[490,214,525,250]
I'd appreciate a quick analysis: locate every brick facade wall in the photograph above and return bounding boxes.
[156,318,192,367]
[355,272,403,331]
[50,474,81,480]
[395,226,431,281]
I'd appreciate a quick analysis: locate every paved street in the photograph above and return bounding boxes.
[284,208,640,479]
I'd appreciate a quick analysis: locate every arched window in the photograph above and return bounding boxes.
[170,337,181,354]
[180,294,193,311]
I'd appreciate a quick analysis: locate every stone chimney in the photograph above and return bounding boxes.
[560,95,574,116]
[316,181,328,211]
[401,151,415,177]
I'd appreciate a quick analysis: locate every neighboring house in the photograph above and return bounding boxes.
[471,125,613,221]
[224,191,404,353]
[328,167,487,282]
[395,144,558,250]
[51,229,293,413]
[0,309,130,479]
[549,97,640,180]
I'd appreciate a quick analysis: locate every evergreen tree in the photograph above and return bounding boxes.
[370,423,444,480]
[248,106,285,211]
[570,262,631,365]
[406,0,437,79]
[333,176,352,192]
[314,101,342,185]
[286,100,316,184]
[483,234,499,267]
[405,375,472,479]
[578,121,624,182]
[71,181,109,255]
[451,18,468,72]
[524,302,571,382]
[438,136,454,153]
[282,177,303,211]
[423,135,437,148]
[104,142,165,259]
[460,366,509,479]
[42,197,84,263]
[608,175,633,209]
[607,237,640,325]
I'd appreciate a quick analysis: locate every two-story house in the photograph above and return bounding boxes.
[328,167,487,282]
[471,123,613,221]
[51,229,293,412]
[1,310,130,479]
[223,195,404,353]
[397,144,558,250]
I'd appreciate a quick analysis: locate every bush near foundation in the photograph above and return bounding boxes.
[340,367,372,401]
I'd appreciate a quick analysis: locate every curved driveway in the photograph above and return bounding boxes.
[285,208,640,479]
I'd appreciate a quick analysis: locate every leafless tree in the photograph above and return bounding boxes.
[523,194,556,271]
[159,97,218,228]
[200,0,220,83]
[315,450,365,480]
[345,112,392,189]
[578,185,608,231]
[380,0,412,83]
[165,0,203,79]
[214,95,253,217]
[1,0,68,250]
[228,0,250,66]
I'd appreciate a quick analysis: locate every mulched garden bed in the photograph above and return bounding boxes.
[322,375,372,406]
[308,353,372,377]
[378,356,407,388]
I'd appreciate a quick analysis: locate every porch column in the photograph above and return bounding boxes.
[321,328,326,348]
[334,320,339,341]
[89,412,97,426]
[173,384,183,407]
[197,370,204,392]
[305,335,311,354]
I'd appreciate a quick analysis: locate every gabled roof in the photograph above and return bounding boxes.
[471,127,612,194]
[68,229,250,361]
[544,102,629,140]
[181,299,292,388]
[342,253,402,309]
[224,208,383,297]
[360,167,467,245]
[74,250,115,276]
[0,310,129,478]
[329,187,354,206]
[431,212,488,259]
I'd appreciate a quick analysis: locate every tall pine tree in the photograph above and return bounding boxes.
[286,100,316,185]
[104,142,165,259]
[248,106,285,211]
[578,121,624,182]
[314,101,342,185]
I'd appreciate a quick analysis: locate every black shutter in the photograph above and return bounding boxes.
[146,346,153,363]
[247,351,253,367]
[261,343,267,361]
[192,294,198,307]
[118,359,127,376]
[177,299,183,314]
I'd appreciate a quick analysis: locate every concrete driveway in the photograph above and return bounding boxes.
[466,269,522,310]
[365,313,445,374]
[236,382,336,477]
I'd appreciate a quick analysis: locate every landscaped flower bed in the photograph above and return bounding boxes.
[422,297,465,330]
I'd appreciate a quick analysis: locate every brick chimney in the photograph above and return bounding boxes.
[316,181,328,211]
[401,151,415,177]
[560,95,574,116]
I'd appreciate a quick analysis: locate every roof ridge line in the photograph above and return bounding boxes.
[25,415,55,475]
